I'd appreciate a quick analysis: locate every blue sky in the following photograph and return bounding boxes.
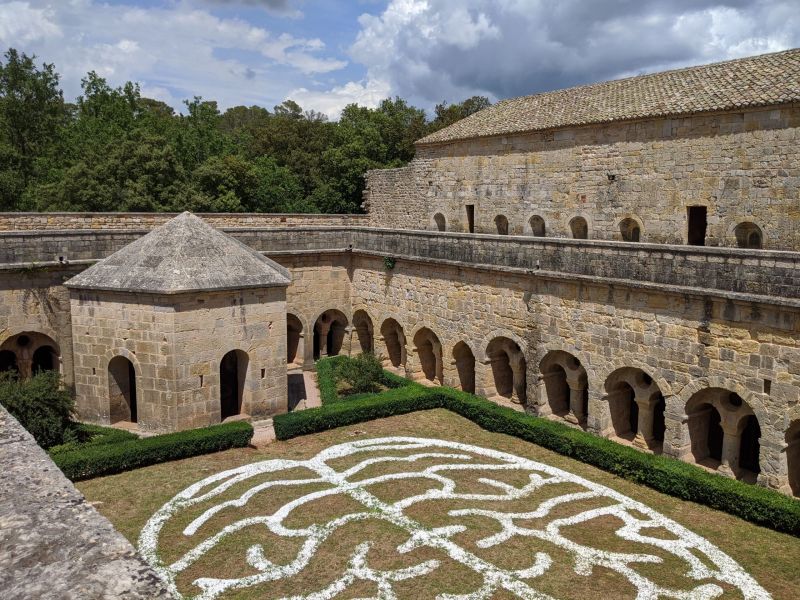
[2,1,799,119]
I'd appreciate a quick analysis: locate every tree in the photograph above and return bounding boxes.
[429,95,491,132]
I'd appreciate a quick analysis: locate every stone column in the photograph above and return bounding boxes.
[661,397,688,459]
[316,324,330,358]
[342,325,354,356]
[474,359,493,399]
[633,395,658,450]
[564,383,586,425]
[718,427,742,478]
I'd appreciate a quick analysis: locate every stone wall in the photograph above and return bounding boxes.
[0,211,367,231]
[0,405,173,599]
[365,105,800,250]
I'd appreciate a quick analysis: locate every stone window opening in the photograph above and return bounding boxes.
[494,214,509,235]
[433,213,446,232]
[220,350,248,420]
[486,337,526,404]
[540,350,588,426]
[465,205,475,233]
[619,218,641,242]
[287,314,304,367]
[108,355,137,424]
[380,318,406,371]
[313,310,348,360]
[687,206,707,246]
[412,328,443,384]
[529,215,546,237]
[452,341,476,394]
[352,310,374,354]
[569,216,588,239]
[734,222,763,249]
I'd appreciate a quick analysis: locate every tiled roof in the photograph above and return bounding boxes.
[417,48,800,145]
[66,212,291,294]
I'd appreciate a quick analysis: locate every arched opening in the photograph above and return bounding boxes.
[609,382,638,438]
[452,341,475,394]
[734,222,763,249]
[486,337,526,404]
[412,328,442,384]
[32,345,57,374]
[220,349,248,420]
[287,314,303,367]
[540,350,588,425]
[529,215,546,237]
[569,216,588,239]
[619,218,641,242]
[0,332,60,379]
[108,356,137,424]
[0,350,18,375]
[786,422,800,497]
[433,213,446,232]
[353,310,374,354]
[380,318,406,370]
[494,215,509,235]
[603,367,665,451]
[688,402,724,466]
[739,415,761,476]
[313,309,348,360]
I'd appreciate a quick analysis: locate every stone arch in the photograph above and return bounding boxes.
[569,216,588,239]
[485,336,526,404]
[603,367,665,452]
[452,341,476,394]
[352,310,374,354]
[220,349,248,420]
[734,221,763,249]
[619,216,642,242]
[539,350,588,426]
[494,214,509,235]
[380,318,406,371]
[287,313,304,367]
[108,354,138,424]
[0,330,61,379]
[412,327,443,384]
[313,309,349,360]
[785,420,800,497]
[528,215,546,237]
[433,213,446,232]
[476,329,527,364]
[685,387,761,480]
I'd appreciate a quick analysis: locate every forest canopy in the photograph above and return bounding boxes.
[0,48,490,214]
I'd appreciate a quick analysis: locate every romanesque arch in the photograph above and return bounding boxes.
[569,216,588,239]
[433,213,446,232]
[529,215,546,237]
[108,355,137,424]
[412,327,443,384]
[734,222,763,249]
[540,350,588,426]
[452,341,476,394]
[619,217,641,242]
[380,318,406,371]
[0,331,60,379]
[352,310,374,354]
[604,367,665,451]
[685,388,761,480]
[486,337,526,404]
[494,215,509,235]
[220,349,248,420]
[287,313,304,367]
[313,309,348,360]
[786,421,800,497]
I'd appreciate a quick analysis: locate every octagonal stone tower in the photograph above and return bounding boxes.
[65,212,291,432]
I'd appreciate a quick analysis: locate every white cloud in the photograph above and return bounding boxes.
[0,1,61,44]
[288,77,391,119]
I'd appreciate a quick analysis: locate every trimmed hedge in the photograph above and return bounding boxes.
[274,366,800,536]
[52,421,253,481]
[316,355,411,405]
[49,423,138,456]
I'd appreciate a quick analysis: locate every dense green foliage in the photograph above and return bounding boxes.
[316,355,410,404]
[274,357,800,536]
[52,421,253,481]
[0,371,75,448]
[48,423,138,456]
[0,48,489,214]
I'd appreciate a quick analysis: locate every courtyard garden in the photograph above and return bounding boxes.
[74,356,800,600]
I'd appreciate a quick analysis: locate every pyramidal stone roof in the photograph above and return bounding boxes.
[417,47,800,145]
[66,212,291,294]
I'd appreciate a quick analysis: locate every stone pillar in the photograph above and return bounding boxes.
[509,354,525,404]
[564,383,586,425]
[342,325,354,356]
[757,438,786,491]
[718,427,742,478]
[316,323,330,358]
[633,395,658,450]
[661,397,687,459]
[475,359,493,399]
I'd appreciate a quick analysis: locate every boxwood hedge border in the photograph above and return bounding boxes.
[274,357,800,536]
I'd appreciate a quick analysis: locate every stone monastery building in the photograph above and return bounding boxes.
[2,48,800,497]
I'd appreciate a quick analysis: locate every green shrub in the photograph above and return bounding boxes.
[336,352,385,395]
[48,423,137,456]
[315,355,411,405]
[274,380,800,536]
[0,371,75,449]
[52,421,253,481]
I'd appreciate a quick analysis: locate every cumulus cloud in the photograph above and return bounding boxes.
[199,0,303,18]
[315,0,800,112]
[288,77,391,120]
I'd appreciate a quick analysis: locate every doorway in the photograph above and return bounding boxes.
[687,206,707,246]
[466,205,475,233]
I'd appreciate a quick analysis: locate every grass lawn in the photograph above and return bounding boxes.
[78,409,800,599]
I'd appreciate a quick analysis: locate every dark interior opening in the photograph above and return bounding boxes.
[466,205,475,233]
[687,206,707,246]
